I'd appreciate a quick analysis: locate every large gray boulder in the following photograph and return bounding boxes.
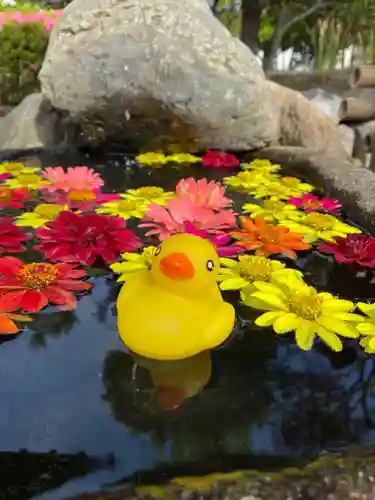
[38,0,279,151]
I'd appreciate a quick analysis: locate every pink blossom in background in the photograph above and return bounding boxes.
[176,177,232,211]
[0,10,63,31]
[288,194,342,214]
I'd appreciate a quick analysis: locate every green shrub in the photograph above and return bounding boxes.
[0,21,49,105]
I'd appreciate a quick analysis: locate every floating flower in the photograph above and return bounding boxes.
[110,246,157,282]
[230,217,310,259]
[280,213,361,244]
[136,153,168,166]
[0,217,29,253]
[140,198,236,240]
[319,234,375,267]
[125,186,175,206]
[218,255,302,292]
[202,151,239,170]
[183,222,245,257]
[356,303,375,353]
[0,187,32,208]
[242,198,301,223]
[244,274,362,351]
[288,194,342,214]
[0,257,92,312]
[0,162,40,176]
[166,154,200,164]
[96,196,148,219]
[14,204,66,228]
[0,173,11,183]
[224,171,277,191]
[5,172,49,190]
[249,177,314,200]
[42,189,120,211]
[176,178,232,211]
[35,211,141,266]
[41,166,104,192]
[241,159,281,174]
[0,312,32,335]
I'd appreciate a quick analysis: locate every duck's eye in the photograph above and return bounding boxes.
[154,246,161,256]
[206,260,214,271]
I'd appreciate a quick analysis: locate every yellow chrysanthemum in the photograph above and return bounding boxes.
[279,213,360,243]
[0,162,40,176]
[136,153,168,166]
[249,177,314,200]
[125,186,175,206]
[223,171,278,191]
[110,246,157,282]
[242,198,302,223]
[356,303,375,353]
[218,255,302,299]
[96,196,148,219]
[165,153,200,163]
[15,204,66,228]
[243,274,362,351]
[5,172,50,190]
[241,159,281,174]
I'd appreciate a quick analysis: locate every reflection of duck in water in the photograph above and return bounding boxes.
[117,233,235,360]
[133,351,212,411]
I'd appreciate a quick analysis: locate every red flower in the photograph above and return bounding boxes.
[35,211,141,266]
[319,234,375,267]
[202,151,239,170]
[0,257,92,312]
[0,217,30,254]
[0,187,32,208]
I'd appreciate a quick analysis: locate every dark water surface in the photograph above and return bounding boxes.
[1,152,375,500]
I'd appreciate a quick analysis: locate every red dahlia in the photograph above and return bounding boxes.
[202,151,239,170]
[0,217,29,254]
[319,234,375,267]
[35,211,141,266]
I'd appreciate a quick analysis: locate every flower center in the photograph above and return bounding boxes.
[17,173,40,186]
[118,200,138,212]
[287,291,322,320]
[68,189,96,202]
[17,263,60,288]
[305,213,335,230]
[263,200,286,212]
[0,187,11,201]
[135,187,163,199]
[282,177,299,188]
[34,204,64,220]
[239,257,274,282]
[259,228,281,244]
[303,200,321,210]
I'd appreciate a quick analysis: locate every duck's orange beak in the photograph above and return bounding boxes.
[159,252,195,280]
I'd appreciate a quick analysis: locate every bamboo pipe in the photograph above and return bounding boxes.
[339,97,375,122]
[350,65,375,88]
[368,133,375,172]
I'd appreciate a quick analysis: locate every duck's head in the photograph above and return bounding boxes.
[151,233,220,298]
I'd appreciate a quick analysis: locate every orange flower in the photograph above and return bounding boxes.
[230,217,310,259]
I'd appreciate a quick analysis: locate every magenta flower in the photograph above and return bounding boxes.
[288,194,342,214]
[319,234,375,268]
[184,222,245,257]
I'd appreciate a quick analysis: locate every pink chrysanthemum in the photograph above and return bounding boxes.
[139,198,237,241]
[42,188,121,212]
[176,177,232,211]
[41,166,104,193]
[184,222,245,257]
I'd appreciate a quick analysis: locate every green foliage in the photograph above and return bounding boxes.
[0,21,48,105]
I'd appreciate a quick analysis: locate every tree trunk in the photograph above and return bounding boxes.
[241,1,262,53]
[262,6,291,71]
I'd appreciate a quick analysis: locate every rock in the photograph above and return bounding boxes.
[38,0,278,152]
[267,81,352,160]
[0,93,66,150]
[0,105,13,118]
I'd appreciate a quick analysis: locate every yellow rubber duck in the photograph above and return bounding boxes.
[117,233,235,360]
[133,351,212,410]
